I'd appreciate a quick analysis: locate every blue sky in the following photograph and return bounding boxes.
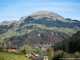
[0,0,80,23]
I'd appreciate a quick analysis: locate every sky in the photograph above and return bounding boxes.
[0,0,80,23]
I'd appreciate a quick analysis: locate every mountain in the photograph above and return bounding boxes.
[19,11,80,28]
[0,11,80,48]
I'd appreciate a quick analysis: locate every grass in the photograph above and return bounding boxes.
[0,52,30,60]
[0,56,5,60]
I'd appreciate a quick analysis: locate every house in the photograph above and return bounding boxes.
[6,44,17,52]
[26,53,48,60]
[0,42,17,52]
[26,53,37,58]
[0,42,6,47]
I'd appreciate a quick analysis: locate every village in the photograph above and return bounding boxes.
[0,42,54,60]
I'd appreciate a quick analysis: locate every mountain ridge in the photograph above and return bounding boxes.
[19,11,68,22]
[0,11,80,48]
[0,11,80,26]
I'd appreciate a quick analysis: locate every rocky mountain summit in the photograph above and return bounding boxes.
[19,11,65,22]
[31,11,64,20]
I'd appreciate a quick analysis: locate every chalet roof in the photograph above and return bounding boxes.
[6,44,17,49]
[0,42,4,45]
[0,43,17,49]
[26,53,48,60]
[0,42,5,48]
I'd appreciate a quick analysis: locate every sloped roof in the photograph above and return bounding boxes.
[0,42,4,45]
[6,44,17,49]
[26,53,48,60]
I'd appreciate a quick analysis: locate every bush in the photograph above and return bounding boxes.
[74,52,80,58]
[53,50,70,60]
[21,49,26,55]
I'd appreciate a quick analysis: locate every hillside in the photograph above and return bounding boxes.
[53,30,80,53]
[0,11,80,48]
[0,52,30,60]
[5,29,70,47]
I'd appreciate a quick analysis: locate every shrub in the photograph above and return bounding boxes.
[74,52,80,58]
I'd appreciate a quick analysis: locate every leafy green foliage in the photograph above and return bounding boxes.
[21,49,26,55]
[52,50,80,60]
[47,48,54,58]
[34,49,40,54]
[74,52,80,58]
[53,30,80,53]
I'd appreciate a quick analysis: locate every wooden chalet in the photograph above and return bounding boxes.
[26,53,48,60]
[0,42,6,47]
[0,42,17,52]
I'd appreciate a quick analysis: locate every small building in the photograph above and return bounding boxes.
[6,44,17,52]
[26,53,37,58]
[26,53,48,60]
[0,42,17,52]
[0,42,6,47]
